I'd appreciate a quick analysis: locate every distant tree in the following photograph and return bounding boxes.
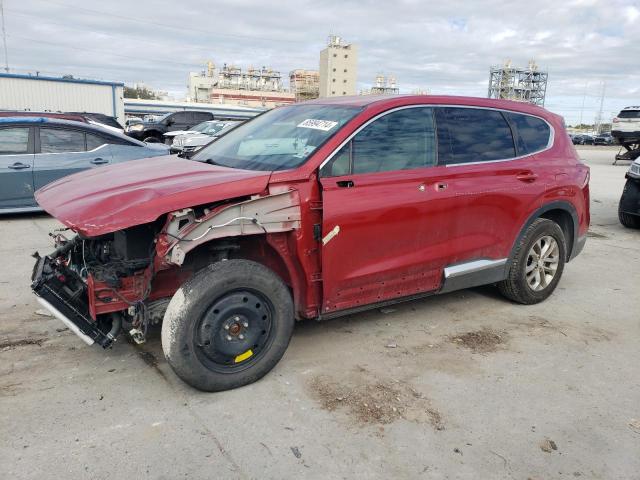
[124,86,158,100]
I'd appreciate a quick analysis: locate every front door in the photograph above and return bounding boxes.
[0,126,36,209]
[318,106,447,314]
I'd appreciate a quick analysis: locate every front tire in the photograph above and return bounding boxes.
[619,180,640,229]
[162,260,295,392]
[498,218,566,305]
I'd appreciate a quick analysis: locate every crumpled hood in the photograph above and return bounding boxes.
[35,155,272,237]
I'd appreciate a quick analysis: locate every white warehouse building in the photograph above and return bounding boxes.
[0,73,125,124]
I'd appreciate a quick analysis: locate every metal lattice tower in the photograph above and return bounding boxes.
[488,60,548,106]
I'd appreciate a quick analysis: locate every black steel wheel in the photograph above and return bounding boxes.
[162,260,294,392]
[193,289,275,373]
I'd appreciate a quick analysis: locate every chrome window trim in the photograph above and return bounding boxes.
[318,104,555,173]
[36,143,109,156]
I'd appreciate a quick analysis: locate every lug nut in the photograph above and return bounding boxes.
[224,324,230,330]
[243,322,249,327]
[234,316,240,321]
[239,334,245,340]
[226,335,232,341]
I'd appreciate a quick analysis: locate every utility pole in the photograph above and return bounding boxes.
[0,0,8,73]
[579,81,587,127]
[595,80,606,134]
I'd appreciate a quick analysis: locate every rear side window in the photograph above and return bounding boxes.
[86,133,107,150]
[193,112,213,123]
[40,128,85,153]
[505,113,551,155]
[435,107,515,164]
[0,127,29,154]
[618,110,640,119]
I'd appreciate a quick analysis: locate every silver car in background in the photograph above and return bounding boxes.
[171,120,242,157]
[0,117,170,213]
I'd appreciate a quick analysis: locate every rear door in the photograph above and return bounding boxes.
[34,126,113,190]
[0,125,36,209]
[433,107,549,264]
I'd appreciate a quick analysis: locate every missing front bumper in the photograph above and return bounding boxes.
[31,254,115,348]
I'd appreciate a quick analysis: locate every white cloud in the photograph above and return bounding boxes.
[1,0,638,124]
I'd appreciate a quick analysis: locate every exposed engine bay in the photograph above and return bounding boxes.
[31,225,168,347]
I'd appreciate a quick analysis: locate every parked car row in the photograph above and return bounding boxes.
[0,117,169,212]
[169,120,242,157]
[124,110,217,143]
[570,133,613,145]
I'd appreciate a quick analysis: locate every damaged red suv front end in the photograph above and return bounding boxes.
[31,154,296,346]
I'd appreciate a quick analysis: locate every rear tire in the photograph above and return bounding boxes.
[498,218,566,305]
[161,260,295,392]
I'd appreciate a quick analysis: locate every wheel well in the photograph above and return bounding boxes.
[180,236,292,287]
[539,208,575,260]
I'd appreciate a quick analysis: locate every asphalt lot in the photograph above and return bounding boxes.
[1,145,639,479]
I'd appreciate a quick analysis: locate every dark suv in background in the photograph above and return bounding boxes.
[125,111,215,143]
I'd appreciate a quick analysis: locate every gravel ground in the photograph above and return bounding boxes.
[0,145,638,479]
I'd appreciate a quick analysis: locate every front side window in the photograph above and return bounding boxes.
[171,112,189,124]
[40,128,85,153]
[436,107,516,164]
[192,105,361,171]
[321,107,437,176]
[505,112,551,155]
[0,127,29,154]
[353,107,436,174]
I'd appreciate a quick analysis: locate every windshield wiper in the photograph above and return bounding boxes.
[204,158,225,167]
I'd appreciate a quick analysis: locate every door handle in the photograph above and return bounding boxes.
[90,158,108,165]
[336,180,355,188]
[516,171,538,183]
[8,162,30,170]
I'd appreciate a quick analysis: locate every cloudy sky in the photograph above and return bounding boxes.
[2,0,639,125]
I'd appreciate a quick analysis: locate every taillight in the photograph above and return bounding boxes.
[612,117,620,123]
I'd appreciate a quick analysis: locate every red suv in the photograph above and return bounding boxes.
[31,95,590,391]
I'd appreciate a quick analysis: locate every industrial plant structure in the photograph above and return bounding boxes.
[289,69,320,101]
[369,75,399,95]
[188,61,294,108]
[319,35,358,98]
[487,60,548,106]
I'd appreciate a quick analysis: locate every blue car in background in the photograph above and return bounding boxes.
[0,117,170,213]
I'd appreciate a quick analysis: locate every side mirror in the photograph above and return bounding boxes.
[165,118,174,126]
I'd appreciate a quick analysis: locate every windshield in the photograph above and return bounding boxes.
[191,121,213,133]
[192,104,362,171]
[202,122,235,135]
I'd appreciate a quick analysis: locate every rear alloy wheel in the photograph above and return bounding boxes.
[162,260,294,392]
[498,218,566,304]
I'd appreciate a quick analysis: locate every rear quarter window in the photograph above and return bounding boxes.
[505,113,551,155]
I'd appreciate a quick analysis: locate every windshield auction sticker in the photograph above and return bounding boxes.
[297,119,338,131]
